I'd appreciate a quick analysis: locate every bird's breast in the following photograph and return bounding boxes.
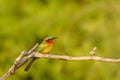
[42,45,52,54]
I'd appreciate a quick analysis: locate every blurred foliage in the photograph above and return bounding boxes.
[0,0,120,80]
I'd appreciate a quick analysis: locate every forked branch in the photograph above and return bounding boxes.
[0,45,120,80]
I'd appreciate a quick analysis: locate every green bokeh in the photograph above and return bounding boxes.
[0,0,120,80]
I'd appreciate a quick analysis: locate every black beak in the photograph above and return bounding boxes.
[52,37,58,40]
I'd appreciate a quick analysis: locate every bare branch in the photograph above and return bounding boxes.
[0,51,26,80]
[35,53,120,63]
[0,44,39,80]
[0,45,120,80]
[27,43,39,55]
[90,47,96,56]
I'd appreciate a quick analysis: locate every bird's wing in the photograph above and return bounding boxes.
[38,43,48,52]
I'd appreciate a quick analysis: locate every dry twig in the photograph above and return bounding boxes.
[0,43,39,80]
[0,45,120,80]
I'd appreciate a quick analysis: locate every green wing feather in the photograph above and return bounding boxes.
[38,43,48,52]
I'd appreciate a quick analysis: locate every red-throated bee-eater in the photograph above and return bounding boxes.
[24,36,58,72]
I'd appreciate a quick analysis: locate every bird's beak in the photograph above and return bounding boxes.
[52,37,58,40]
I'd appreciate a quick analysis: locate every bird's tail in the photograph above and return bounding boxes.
[24,57,36,72]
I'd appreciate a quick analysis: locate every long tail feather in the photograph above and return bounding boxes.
[24,58,36,72]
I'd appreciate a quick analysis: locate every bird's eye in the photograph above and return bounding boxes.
[46,39,50,42]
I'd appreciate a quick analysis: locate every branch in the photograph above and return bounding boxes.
[0,46,120,80]
[35,53,120,63]
[0,43,39,80]
[34,47,120,62]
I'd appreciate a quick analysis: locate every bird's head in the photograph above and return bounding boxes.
[44,36,58,44]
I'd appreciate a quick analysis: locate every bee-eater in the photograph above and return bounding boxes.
[24,36,58,72]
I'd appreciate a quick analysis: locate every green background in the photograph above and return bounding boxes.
[0,0,120,80]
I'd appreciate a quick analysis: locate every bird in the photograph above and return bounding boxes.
[24,36,58,72]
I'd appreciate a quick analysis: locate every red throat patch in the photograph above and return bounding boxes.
[47,40,53,44]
